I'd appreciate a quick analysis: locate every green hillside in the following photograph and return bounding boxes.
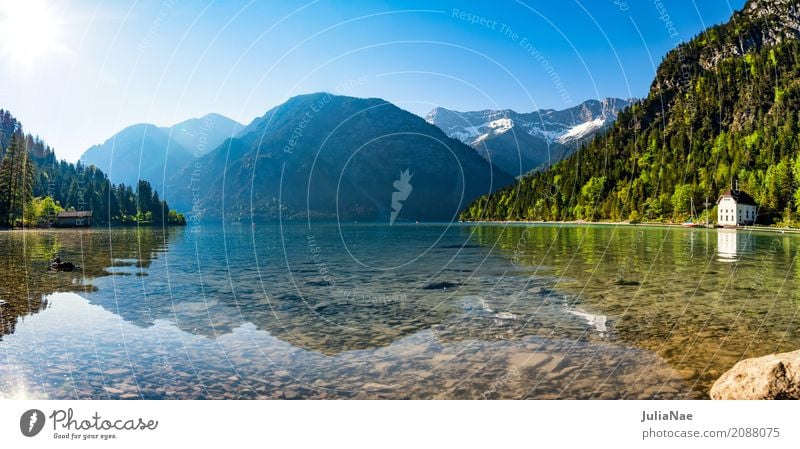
[0,109,184,228]
[461,0,800,226]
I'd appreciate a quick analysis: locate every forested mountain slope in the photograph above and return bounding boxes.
[462,0,800,225]
[170,93,514,222]
[0,109,183,227]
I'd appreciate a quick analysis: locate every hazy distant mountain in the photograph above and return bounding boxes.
[80,113,242,192]
[80,124,189,193]
[426,98,632,176]
[168,113,242,156]
[169,93,514,221]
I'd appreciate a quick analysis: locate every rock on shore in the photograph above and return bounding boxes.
[710,349,800,399]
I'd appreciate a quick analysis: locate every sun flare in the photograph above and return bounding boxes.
[0,0,66,70]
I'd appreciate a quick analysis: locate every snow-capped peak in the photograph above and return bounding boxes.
[425,98,634,176]
[427,98,632,147]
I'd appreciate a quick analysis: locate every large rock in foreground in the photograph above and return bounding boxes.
[710,350,800,399]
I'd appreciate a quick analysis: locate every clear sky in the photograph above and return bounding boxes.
[0,0,746,162]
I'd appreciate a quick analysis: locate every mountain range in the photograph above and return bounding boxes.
[425,98,632,176]
[76,0,798,226]
[79,95,631,222]
[80,113,242,193]
[166,93,514,222]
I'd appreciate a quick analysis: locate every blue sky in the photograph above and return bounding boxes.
[0,0,745,162]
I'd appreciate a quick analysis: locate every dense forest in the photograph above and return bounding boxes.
[0,109,185,228]
[461,1,800,226]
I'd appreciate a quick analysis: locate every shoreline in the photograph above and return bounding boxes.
[5,219,800,236]
[0,223,187,232]
[460,219,800,234]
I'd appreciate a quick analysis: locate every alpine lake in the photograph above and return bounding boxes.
[1,222,798,399]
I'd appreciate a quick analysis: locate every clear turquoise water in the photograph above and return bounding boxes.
[0,223,798,399]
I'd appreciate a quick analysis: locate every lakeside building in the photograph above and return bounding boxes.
[54,211,93,227]
[716,190,757,226]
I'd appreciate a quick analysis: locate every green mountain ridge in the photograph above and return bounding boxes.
[461,0,800,225]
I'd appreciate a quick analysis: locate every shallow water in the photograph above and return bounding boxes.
[0,223,797,399]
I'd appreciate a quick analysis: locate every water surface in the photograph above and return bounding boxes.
[0,223,798,399]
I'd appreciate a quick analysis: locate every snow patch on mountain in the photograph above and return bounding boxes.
[557,117,606,144]
[519,123,564,143]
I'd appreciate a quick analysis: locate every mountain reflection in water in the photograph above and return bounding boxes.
[1,224,798,399]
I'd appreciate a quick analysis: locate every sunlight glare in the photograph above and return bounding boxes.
[0,0,66,70]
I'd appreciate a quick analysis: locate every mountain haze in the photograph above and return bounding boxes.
[80,114,242,192]
[169,113,242,156]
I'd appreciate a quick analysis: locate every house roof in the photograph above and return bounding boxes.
[56,211,93,218]
[717,190,757,206]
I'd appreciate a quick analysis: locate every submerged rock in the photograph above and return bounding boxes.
[422,281,460,290]
[611,277,640,286]
[710,349,800,399]
[306,280,332,287]
[49,257,78,272]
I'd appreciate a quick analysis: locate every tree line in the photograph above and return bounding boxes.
[0,109,185,228]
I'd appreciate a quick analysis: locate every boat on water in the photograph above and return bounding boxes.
[681,198,706,228]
